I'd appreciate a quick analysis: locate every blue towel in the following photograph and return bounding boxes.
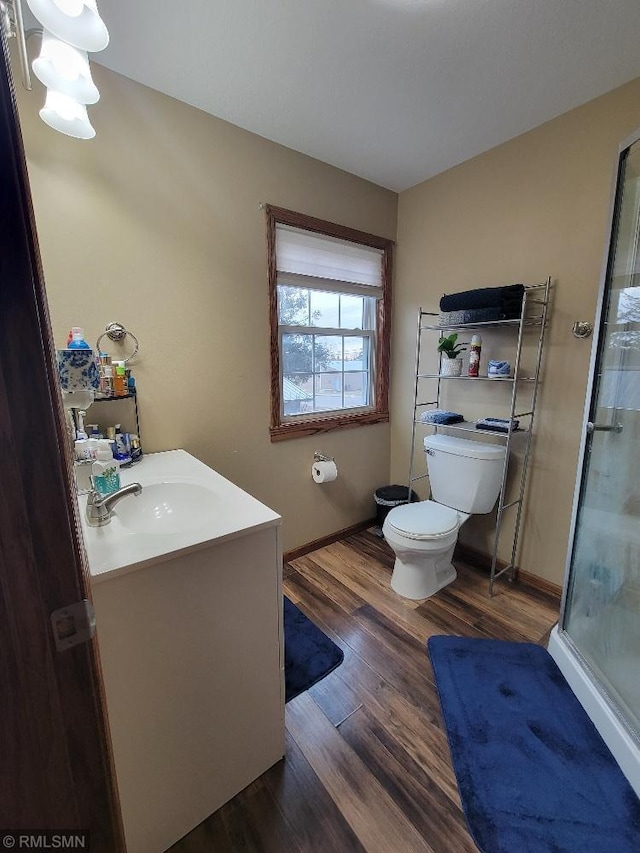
[476,417,519,433]
[439,307,502,326]
[487,360,511,377]
[421,410,464,425]
[440,284,524,318]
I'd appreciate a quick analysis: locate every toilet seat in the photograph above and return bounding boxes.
[386,500,459,541]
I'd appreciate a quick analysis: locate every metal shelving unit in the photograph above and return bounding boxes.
[407,278,551,595]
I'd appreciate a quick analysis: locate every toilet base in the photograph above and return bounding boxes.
[390,554,457,600]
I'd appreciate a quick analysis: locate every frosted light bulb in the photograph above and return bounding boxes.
[26,0,109,52]
[33,30,99,103]
[52,90,78,119]
[39,89,96,139]
[52,0,84,16]
[49,40,83,79]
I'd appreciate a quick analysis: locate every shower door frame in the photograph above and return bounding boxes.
[550,125,640,796]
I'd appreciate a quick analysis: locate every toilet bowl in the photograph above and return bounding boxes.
[383,434,506,600]
[383,500,470,599]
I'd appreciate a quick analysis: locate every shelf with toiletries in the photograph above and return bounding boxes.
[416,373,537,382]
[407,278,552,595]
[71,393,143,494]
[94,391,137,401]
[58,326,144,495]
[90,349,141,442]
[85,393,141,450]
[413,419,531,438]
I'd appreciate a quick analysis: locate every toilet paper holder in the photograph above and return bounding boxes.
[314,450,334,463]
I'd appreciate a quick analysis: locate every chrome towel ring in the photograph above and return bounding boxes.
[95,321,139,364]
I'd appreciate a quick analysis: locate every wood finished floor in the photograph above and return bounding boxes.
[170,529,560,853]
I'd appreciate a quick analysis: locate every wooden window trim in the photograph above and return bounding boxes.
[266,205,393,442]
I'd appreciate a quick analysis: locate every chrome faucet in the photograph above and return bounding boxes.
[86,482,143,527]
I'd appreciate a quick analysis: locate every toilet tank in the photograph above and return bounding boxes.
[423,434,506,514]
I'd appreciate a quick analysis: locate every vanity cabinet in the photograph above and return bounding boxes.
[408,279,551,594]
[85,451,283,853]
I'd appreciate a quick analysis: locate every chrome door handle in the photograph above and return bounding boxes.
[586,421,623,434]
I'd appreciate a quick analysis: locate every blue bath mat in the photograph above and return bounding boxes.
[427,635,640,852]
[284,597,344,703]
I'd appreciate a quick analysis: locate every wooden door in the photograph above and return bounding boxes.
[0,37,125,851]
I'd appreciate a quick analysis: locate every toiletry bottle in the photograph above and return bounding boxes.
[113,361,127,396]
[68,327,91,349]
[74,431,96,493]
[74,460,94,495]
[74,439,92,461]
[113,424,131,466]
[105,425,117,458]
[92,440,121,496]
[130,434,143,463]
[102,363,114,397]
[75,408,88,440]
[468,334,482,377]
[98,353,114,397]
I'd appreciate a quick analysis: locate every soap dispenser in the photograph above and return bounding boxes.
[92,439,121,496]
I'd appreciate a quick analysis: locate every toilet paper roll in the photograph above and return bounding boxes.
[311,460,338,484]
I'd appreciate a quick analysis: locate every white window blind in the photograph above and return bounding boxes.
[276,224,384,296]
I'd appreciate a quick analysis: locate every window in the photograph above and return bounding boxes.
[266,206,393,441]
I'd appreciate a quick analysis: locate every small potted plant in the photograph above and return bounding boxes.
[437,333,466,376]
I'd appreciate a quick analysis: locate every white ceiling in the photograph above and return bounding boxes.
[39,1,640,191]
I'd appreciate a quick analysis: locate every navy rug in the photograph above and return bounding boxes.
[428,635,640,853]
[284,597,344,703]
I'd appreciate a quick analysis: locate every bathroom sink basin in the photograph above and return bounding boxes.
[114,481,218,534]
[83,450,281,582]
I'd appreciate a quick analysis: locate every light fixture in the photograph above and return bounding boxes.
[40,88,95,138]
[25,0,108,52]
[1,0,109,138]
[32,28,99,102]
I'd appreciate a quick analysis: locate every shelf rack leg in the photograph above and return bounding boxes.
[505,276,551,586]
[407,308,425,500]
[489,276,551,595]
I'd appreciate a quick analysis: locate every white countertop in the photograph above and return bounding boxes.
[81,450,281,584]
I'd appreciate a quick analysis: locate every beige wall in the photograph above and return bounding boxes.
[392,77,640,586]
[16,50,640,578]
[15,61,397,552]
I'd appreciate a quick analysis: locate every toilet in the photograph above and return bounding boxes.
[383,434,506,600]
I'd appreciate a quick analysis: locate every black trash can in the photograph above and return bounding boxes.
[373,485,419,531]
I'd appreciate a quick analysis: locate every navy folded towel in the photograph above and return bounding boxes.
[421,410,464,425]
[439,307,503,326]
[440,284,525,317]
[476,417,519,433]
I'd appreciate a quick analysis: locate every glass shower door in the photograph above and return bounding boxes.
[563,135,640,738]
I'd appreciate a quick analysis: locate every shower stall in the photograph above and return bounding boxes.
[549,128,640,798]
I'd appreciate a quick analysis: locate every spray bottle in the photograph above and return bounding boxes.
[468,335,482,377]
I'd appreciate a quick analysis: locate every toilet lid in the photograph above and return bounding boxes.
[386,500,460,540]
